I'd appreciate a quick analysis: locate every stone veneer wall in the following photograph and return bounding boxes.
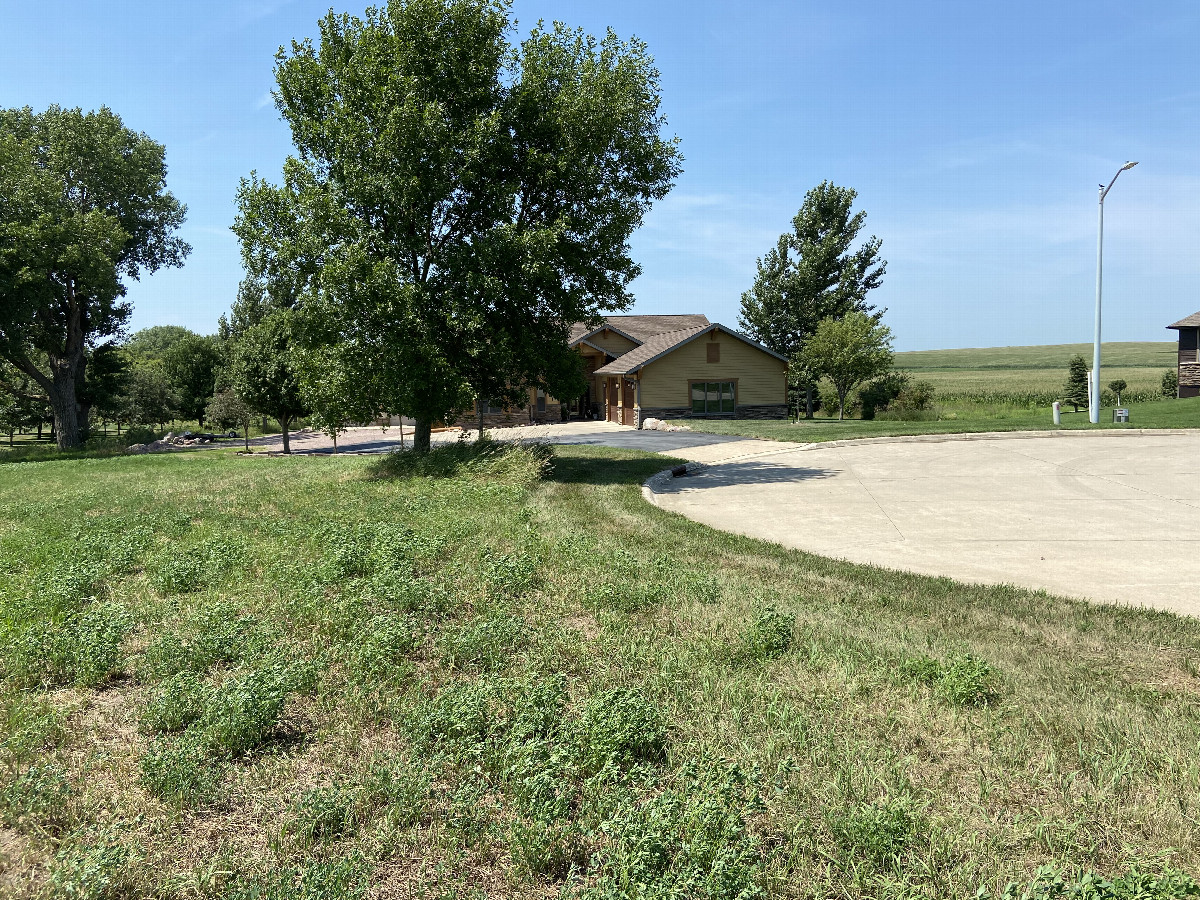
[1179,362,1200,387]
[636,404,788,428]
[454,403,563,430]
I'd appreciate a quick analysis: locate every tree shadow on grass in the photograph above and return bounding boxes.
[546,448,679,486]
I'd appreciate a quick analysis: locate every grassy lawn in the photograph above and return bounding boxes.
[1,444,1198,897]
[680,396,1200,444]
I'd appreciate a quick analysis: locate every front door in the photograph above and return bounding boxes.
[607,378,619,422]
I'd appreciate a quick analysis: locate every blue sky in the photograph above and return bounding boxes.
[3,1,1197,350]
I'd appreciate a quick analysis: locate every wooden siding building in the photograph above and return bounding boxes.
[456,313,788,430]
[1168,311,1200,398]
[575,317,788,427]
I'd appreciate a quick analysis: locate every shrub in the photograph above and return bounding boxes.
[829,797,922,870]
[141,671,208,734]
[122,425,159,446]
[1163,368,1179,398]
[860,372,910,420]
[577,688,668,773]
[739,606,794,661]
[899,653,1000,707]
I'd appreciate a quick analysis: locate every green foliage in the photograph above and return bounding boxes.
[367,438,552,484]
[204,389,253,441]
[739,606,794,660]
[577,688,668,773]
[1,763,73,832]
[235,0,681,447]
[138,604,266,679]
[859,371,909,420]
[440,611,528,671]
[829,797,922,870]
[284,782,359,846]
[584,763,764,900]
[1063,354,1090,411]
[226,309,309,451]
[161,332,220,425]
[0,693,66,764]
[0,104,189,448]
[799,312,894,419]
[140,732,226,807]
[201,663,308,757]
[141,671,208,734]
[147,537,243,595]
[992,866,1200,899]
[48,829,133,900]
[1163,368,1179,398]
[2,601,131,689]
[738,180,886,359]
[222,857,368,900]
[900,652,1001,707]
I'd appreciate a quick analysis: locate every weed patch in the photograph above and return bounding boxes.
[900,652,1001,706]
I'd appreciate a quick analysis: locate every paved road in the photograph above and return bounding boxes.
[648,431,1200,616]
[245,421,792,462]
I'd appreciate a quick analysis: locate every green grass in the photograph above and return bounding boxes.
[895,341,1176,370]
[2,444,1199,897]
[680,395,1200,443]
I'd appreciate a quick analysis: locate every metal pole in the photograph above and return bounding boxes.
[1091,186,1104,424]
[1091,162,1137,425]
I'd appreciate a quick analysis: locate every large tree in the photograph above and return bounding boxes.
[162,333,221,427]
[0,106,189,448]
[234,0,680,452]
[738,181,886,417]
[799,312,894,420]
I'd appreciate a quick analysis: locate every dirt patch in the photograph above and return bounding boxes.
[0,826,48,899]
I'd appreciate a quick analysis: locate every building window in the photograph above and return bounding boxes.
[536,389,547,413]
[477,400,506,415]
[691,381,735,415]
[707,342,720,363]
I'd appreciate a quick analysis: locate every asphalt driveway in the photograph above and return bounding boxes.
[648,431,1200,616]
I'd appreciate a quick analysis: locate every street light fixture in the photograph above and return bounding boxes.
[1091,160,1138,424]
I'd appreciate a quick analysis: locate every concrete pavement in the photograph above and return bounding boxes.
[648,431,1200,616]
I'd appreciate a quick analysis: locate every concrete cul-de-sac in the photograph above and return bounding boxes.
[647,431,1200,616]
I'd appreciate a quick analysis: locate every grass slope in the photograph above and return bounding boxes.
[2,445,1199,898]
[895,341,1176,370]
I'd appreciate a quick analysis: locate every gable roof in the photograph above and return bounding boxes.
[1168,311,1200,329]
[569,314,710,346]
[593,323,787,376]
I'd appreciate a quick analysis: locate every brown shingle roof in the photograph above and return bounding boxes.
[569,314,710,345]
[1168,311,1200,329]
[592,323,787,376]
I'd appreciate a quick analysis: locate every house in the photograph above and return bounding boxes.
[1167,311,1200,398]
[456,313,788,430]
[570,315,789,427]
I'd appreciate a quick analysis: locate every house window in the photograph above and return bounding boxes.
[536,389,547,413]
[707,342,720,363]
[477,400,506,415]
[691,381,735,415]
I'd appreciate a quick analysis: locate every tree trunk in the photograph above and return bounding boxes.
[49,367,82,450]
[837,387,846,421]
[477,402,485,442]
[280,416,292,454]
[414,417,432,453]
[243,425,249,452]
[805,386,814,419]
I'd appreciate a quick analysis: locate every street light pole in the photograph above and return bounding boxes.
[1092,160,1138,424]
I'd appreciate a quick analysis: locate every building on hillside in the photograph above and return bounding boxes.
[456,313,789,430]
[1168,311,1200,398]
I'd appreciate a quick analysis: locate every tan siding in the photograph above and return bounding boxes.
[638,335,787,408]
[586,330,639,356]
